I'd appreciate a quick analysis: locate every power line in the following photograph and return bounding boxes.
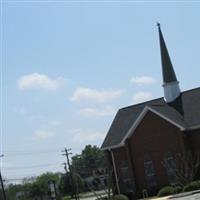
[5,176,38,182]
[4,147,82,153]
[4,149,60,153]
[4,151,60,157]
[2,163,61,170]
[2,147,82,157]
[4,167,64,182]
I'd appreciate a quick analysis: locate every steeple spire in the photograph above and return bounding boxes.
[157,23,181,103]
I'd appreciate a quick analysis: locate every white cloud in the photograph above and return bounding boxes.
[71,87,123,103]
[130,76,156,85]
[18,73,64,91]
[133,92,153,104]
[79,106,114,117]
[71,129,105,143]
[34,130,54,140]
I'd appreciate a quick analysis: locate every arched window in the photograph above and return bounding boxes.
[164,151,177,185]
[144,155,157,187]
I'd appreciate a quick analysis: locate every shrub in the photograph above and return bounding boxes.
[114,194,129,200]
[157,186,174,197]
[183,181,200,192]
[173,186,182,194]
[99,197,108,200]
[62,196,71,200]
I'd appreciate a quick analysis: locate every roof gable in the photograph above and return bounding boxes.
[101,98,162,149]
[101,87,200,150]
[121,106,185,145]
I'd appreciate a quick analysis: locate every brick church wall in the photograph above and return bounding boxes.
[128,111,185,195]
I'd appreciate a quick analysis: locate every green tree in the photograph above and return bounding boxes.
[5,184,22,200]
[35,172,60,192]
[6,172,61,200]
[72,145,106,178]
[5,182,33,200]
[28,172,61,199]
[29,182,45,200]
[59,172,84,196]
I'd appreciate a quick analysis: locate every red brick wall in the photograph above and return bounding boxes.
[112,147,128,190]
[105,147,128,183]
[105,147,137,197]
[128,111,185,194]
[187,129,200,153]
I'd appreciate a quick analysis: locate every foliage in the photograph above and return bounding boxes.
[71,145,106,178]
[157,181,200,197]
[28,172,61,199]
[5,183,33,200]
[59,172,84,196]
[5,172,61,200]
[183,180,200,192]
[102,169,117,200]
[29,182,45,198]
[157,186,174,197]
[92,177,101,190]
[35,172,60,192]
[5,145,106,199]
[173,186,182,194]
[114,194,129,200]
[163,151,200,186]
[62,196,71,200]
[5,184,24,200]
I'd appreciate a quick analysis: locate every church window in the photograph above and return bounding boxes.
[164,151,177,185]
[144,156,157,187]
[120,160,133,192]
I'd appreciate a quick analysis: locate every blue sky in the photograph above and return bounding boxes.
[1,1,200,182]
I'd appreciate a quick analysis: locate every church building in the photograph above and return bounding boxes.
[101,24,200,198]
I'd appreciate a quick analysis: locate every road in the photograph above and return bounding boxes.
[79,191,200,200]
[171,193,200,200]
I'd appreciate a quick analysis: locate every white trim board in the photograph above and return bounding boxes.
[101,143,124,151]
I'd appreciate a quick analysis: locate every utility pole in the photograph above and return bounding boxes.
[0,171,6,200]
[73,158,79,198]
[62,162,67,173]
[0,154,6,200]
[62,148,78,200]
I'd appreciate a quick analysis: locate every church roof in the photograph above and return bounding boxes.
[101,87,200,149]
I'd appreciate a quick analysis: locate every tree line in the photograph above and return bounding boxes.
[4,145,107,200]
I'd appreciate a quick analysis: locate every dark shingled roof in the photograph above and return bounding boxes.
[101,87,200,149]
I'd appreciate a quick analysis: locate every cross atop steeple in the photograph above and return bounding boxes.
[157,23,181,103]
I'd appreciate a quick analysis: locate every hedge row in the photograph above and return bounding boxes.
[183,180,200,192]
[157,180,200,197]
[157,186,182,197]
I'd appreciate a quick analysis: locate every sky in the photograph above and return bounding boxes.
[1,1,200,183]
